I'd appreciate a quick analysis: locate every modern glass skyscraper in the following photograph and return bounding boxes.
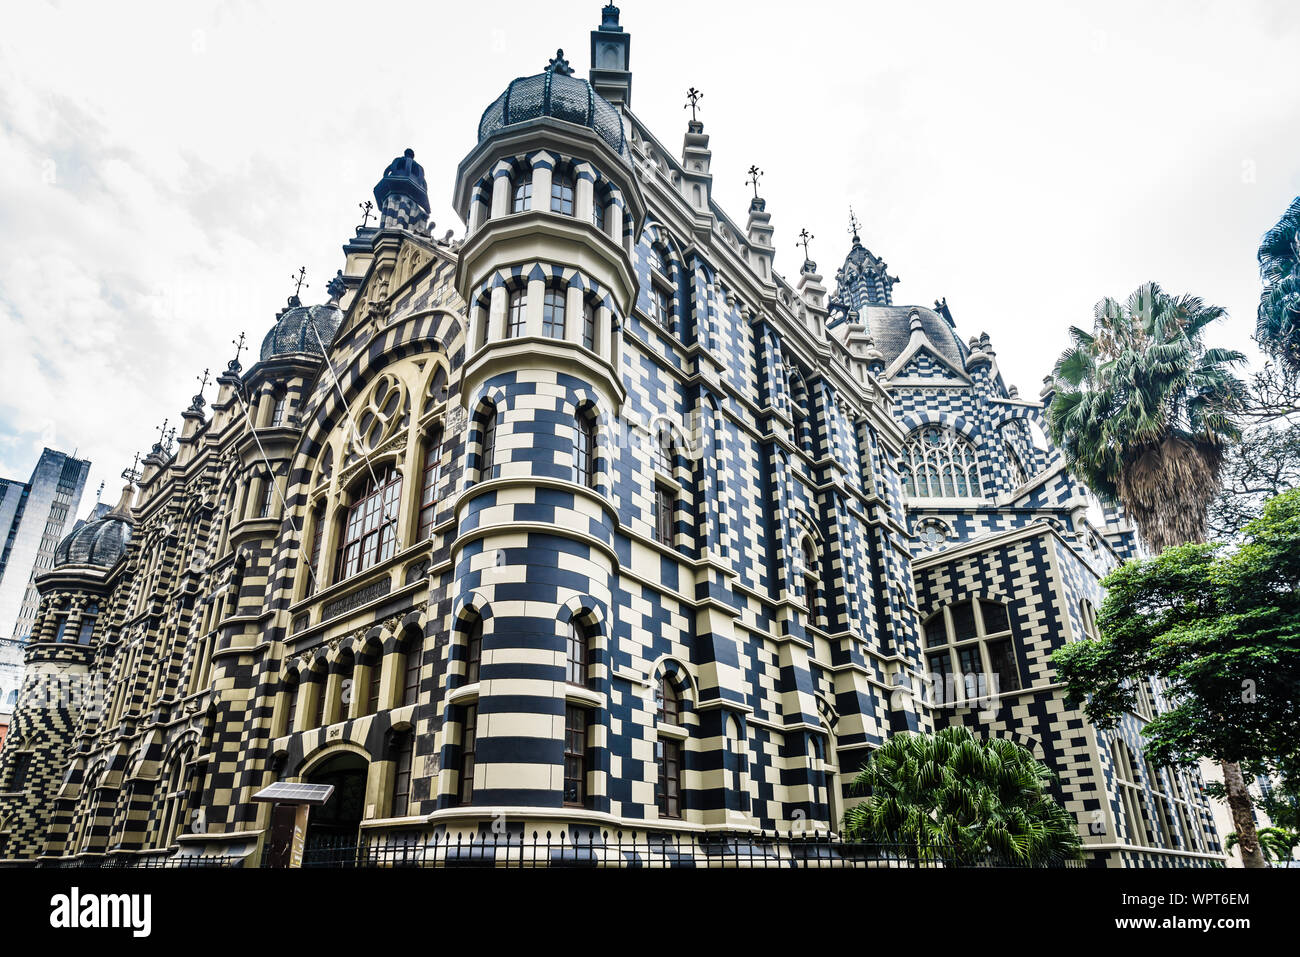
[0,449,90,708]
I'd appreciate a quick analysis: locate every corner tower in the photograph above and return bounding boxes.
[446,45,646,813]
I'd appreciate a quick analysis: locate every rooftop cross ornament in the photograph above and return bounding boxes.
[746,165,763,199]
[848,207,862,242]
[684,87,703,122]
[358,200,374,228]
[121,452,142,485]
[229,330,247,372]
[195,367,211,397]
[154,418,171,451]
[797,228,815,261]
[290,266,308,299]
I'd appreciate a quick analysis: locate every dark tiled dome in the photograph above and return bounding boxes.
[54,515,132,569]
[260,300,344,361]
[478,51,627,159]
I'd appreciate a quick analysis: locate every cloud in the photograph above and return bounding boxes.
[0,0,1296,506]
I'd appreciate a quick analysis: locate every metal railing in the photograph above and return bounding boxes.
[270,830,1085,869]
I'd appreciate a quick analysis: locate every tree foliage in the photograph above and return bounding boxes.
[1048,281,1246,551]
[1257,196,1300,376]
[842,725,1081,866]
[1052,489,1300,773]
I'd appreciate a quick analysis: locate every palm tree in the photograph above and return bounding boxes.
[1257,197,1300,375]
[1048,281,1267,865]
[1050,282,1246,551]
[1226,826,1298,864]
[842,726,1081,866]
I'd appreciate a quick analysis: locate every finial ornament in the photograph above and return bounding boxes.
[326,269,347,303]
[797,228,815,262]
[290,266,308,300]
[121,453,142,485]
[95,480,104,505]
[228,331,247,374]
[685,87,703,122]
[848,207,862,243]
[358,199,374,228]
[546,49,575,76]
[746,165,763,199]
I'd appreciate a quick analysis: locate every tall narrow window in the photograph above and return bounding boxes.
[77,603,98,645]
[284,674,300,733]
[9,753,32,791]
[367,652,383,715]
[649,284,672,330]
[307,503,325,593]
[312,673,327,728]
[258,480,274,518]
[551,168,575,215]
[566,620,588,686]
[582,301,597,350]
[336,467,402,581]
[507,289,527,337]
[270,393,287,427]
[417,430,442,542]
[542,288,566,339]
[403,637,422,707]
[464,618,483,684]
[512,169,532,212]
[657,739,681,819]
[574,410,597,488]
[336,652,355,721]
[563,705,587,806]
[478,405,498,480]
[390,731,414,818]
[656,678,679,725]
[654,484,676,545]
[459,705,477,804]
[592,195,606,232]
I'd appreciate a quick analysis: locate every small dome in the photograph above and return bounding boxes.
[260,299,344,361]
[54,515,132,569]
[478,50,627,159]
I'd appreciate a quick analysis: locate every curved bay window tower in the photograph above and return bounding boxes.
[445,47,646,817]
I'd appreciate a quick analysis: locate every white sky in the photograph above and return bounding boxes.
[1,0,1297,509]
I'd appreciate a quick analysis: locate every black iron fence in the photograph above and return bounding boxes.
[274,830,1086,869]
[15,831,1085,869]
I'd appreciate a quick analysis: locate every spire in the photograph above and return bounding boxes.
[833,207,900,309]
[373,148,431,231]
[590,3,632,106]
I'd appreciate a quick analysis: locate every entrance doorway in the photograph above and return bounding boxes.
[302,752,368,864]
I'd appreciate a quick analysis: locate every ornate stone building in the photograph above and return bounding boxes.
[0,6,1223,867]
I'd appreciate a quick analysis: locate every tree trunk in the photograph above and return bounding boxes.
[1222,760,1268,868]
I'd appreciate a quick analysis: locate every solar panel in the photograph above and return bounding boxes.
[253,781,336,806]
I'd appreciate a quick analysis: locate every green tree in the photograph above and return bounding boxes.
[842,726,1081,866]
[1225,826,1298,863]
[1049,281,1246,552]
[1257,196,1300,375]
[1052,489,1300,868]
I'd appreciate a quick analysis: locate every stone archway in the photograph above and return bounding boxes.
[302,751,368,862]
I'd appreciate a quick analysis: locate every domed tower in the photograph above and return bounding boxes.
[0,485,133,859]
[444,46,646,815]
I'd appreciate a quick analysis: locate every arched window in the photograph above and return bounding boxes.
[592,191,606,232]
[77,603,98,645]
[542,287,566,339]
[417,428,443,542]
[311,668,328,728]
[476,403,498,481]
[282,672,300,734]
[566,619,589,686]
[336,466,401,581]
[402,634,423,708]
[511,167,532,212]
[364,642,384,714]
[550,166,575,215]
[574,408,597,488]
[901,425,982,498]
[269,391,287,427]
[798,536,825,627]
[336,650,355,722]
[389,730,414,818]
[53,612,69,642]
[655,677,683,819]
[507,288,527,337]
[463,617,483,684]
[582,300,597,350]
[1078,598,1100,641]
